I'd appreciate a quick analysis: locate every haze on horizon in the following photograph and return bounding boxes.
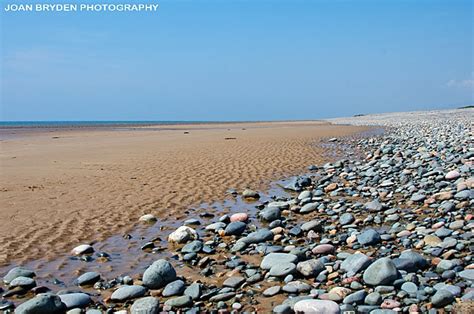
[1,0,473,121]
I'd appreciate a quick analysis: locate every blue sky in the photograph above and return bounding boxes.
[1,0,472,121]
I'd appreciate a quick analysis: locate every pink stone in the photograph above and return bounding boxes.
[312,244,335,254]
[294,300,340,314]
[230,213,248,222]
[445,170,460,180]
[381,299,401,309]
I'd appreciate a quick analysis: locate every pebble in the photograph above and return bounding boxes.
[110,285,146,301]
[142,259,177,289]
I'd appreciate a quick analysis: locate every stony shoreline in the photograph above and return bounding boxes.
[1,109,473,313]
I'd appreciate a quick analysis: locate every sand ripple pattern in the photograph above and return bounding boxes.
[0,122,364,264]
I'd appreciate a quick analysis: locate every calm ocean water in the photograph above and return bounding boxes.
[0,121,227,128]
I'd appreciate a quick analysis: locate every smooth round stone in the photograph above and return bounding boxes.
[184,282,202,300]
[459,269,474,281]
[3,267,35,284]
[343,290,367,304]
[261,253,298,270]
[76,272,100,286]
[242,188,259,198]
[142,259,177,289]
[293,299,340,314]
[339,213,355,226]
[164,295,193,308]
[365,292,382,305]
[223,276,245,288]
[273,304,292,314]
[139,214,157,223]
[296,259,325,277]
[230,213,248,222]
[445,170,460,180]
[341,253,371,276]
[206,222,226,231]
[431,289,454,308]
[312,244,335,254]
[130,296,160,314]
[9,276,36,289]
[162,280,185,297]
[15,293,66,313]
[181,240,203,253]
[260,207,281,221]
[300,202,318,214]
[111,285,146,301]
[363,258,398,286]
[184,218,200,226]
[301,220,322,232]
[168,226,198,243]
[269,263,296,277]
[71,244,94,255]
[380,299,401,309]
[59,293,91,309]
[243,229,274,244]
[357,229,381,246]
[263,285,281,297]
[410,193,426,202]
[401,282,418,294]
[424,235,442,246]
[224,221,247,236]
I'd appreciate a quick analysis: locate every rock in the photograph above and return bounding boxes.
[301,220,323,232]
[168,226,198,243]
[365,292,382,305]
[162,280,185,297]
[15,293,66,314]
[459,269,474,281]
[224,221,247,236]
[357,229,381,246]
[398,250,428,269]
[312,244,334,254]
[260,207,281,222]
[3,267,35,284]
[365,199,383,212]
[431,289,454,308]
[284,176,311,192]
[341,253,371,276]
[223,276,245,288]
[205,222,226,231]
[296,259,325,277]
[261,253,298,270]
[269,263,297,277]
[339,213,355,225]
[343,290,367,304]
[9,276,36,289]
[71,244,94,255]
[445,170,460,180]
[76,272,100,286]
[273,304,292,314]
[410,193,426,202]
[300,203,318,214]
[263,285,281,297]
[242,229,274,244]
[130,297,160,314]
[164,295,192,308]
[142,259,177,289]
[59,293,91,309]
[230,213,248,222]
[111,285,146,301]
[181,240,203,254]
[362,258,398,286]
[184,283,201,300]
[242,189,259,199]
[139,214,157,223]
[293,299,340,314]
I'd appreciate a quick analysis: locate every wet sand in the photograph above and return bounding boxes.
[0,121,366,265]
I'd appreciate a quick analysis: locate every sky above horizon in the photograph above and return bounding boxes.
[1,0,473,121]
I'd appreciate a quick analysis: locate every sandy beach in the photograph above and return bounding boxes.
[0,121,365,265]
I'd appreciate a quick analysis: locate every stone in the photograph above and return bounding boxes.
[164,295,192,308]
[76,272,100,286]
[362,258,398,286]
[71,244,94,255]
[130,297,160,314]
[431,289,454,308]
[184,282,201,300]
[445,170,460,180]
[15,293,66,314]
[300,203,318,214]
[273,304,292,314]
[459,269,474,281]
[3,267,35,284]
[357,229,381,246]
[230,213,248,222]
[142,259,177,289]
[269,263,297,277]
[293,299,340,314]
[343,290,367,304]
[59,293,91,309]
[242,188,259,198]
[168,226,198,243]
[111,285,146,301]
[139,214,157,223]
[181,240,203,254]
[9,276,36,289]
[260,207,281,222]
[365,292,382,305]
[341,253,371,276]
[301,220,323,232]
[365,199,383,212]
[261,253,298,270]
[224,221,247,236]
[223,276,245,288]
[162,280,185,297]
[312,244,334,254]
[339,213,355,225]
[296,259,325,277]
[263,285,281,297]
